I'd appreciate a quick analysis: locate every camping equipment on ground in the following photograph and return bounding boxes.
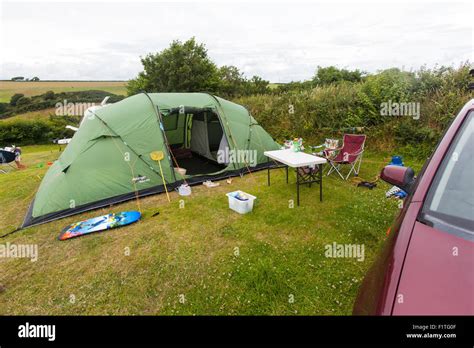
[0,146,24,171]
[177,184,192,196]
[150,151,171,202]
[389,155,404,166]
[386,185,407,199]
[393,190,407,199]
[325,134,366,180]
[0,148,16,173]
[350,174,379,188]
[203,180,219,188]
[357,181,377,189]
[21,93,280,228]
[0,149,16,163]
[58,211,141,241]
[226,190,256,214]
[386,185,401,198]
[264,149,327,206]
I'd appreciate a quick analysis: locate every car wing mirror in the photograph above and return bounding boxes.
[380,165,415,194]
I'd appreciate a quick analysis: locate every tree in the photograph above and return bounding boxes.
[10,93,25,106]
[217,65,246,97]
[313,66,364,85]
[247,76,270,95]
[126,75,147,96]
[31,76,40,81]
[127,38,220,95]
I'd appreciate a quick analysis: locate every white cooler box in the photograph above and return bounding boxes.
[226,190,256,214]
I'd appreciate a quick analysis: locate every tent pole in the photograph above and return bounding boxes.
[203,93,246,172]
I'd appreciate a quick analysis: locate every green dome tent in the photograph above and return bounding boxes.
[22,93,280,228]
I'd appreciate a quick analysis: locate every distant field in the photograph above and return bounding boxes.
[268,83,283,89]
[0,81,128,103]
[0,108,56,123]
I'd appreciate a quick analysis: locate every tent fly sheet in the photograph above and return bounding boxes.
[22,93,280,228]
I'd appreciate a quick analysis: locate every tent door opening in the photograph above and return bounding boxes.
[162,107,228,176]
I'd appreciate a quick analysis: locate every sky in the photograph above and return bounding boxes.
[0,0,472,82]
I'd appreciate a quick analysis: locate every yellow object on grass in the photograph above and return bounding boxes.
[150,151,170,202]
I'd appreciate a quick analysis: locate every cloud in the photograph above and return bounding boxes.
[0,1,472,82]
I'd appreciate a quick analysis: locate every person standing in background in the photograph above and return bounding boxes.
[13,146,26,169]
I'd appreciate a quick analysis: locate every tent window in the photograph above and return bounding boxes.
[162,114,178,131]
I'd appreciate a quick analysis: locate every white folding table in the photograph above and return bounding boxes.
[264,149,327,206]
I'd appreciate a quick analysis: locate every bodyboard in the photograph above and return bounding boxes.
[58,211,141,241]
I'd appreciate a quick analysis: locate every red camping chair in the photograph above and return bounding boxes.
[324,134,366,180]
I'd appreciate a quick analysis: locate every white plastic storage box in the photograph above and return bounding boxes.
[226,190,257,214]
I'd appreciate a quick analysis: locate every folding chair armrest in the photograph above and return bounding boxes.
[338,148,365,157]
[326,148,364,162]
[310,144,325,149]
[323,146,343,156]
[349,148,365,156]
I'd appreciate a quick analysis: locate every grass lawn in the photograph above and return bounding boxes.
[0,81,127,103]
[0,145,423,315]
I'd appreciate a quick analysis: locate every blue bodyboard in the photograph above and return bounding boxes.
[58,211,141,241]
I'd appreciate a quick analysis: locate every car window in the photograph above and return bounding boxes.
[420,111,474,241]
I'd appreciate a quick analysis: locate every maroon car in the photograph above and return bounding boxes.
[353,98,474,315]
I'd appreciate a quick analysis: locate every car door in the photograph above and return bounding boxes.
[393,111,474,315]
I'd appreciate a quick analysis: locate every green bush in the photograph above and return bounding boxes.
[16,96,31,106]
[0,120,52,145]
[235,63,473,157]
[313,66,365,85]
[2,62,472,157]
[0,116,80,145]
[10,93,24,106]
[44,90,55,100]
